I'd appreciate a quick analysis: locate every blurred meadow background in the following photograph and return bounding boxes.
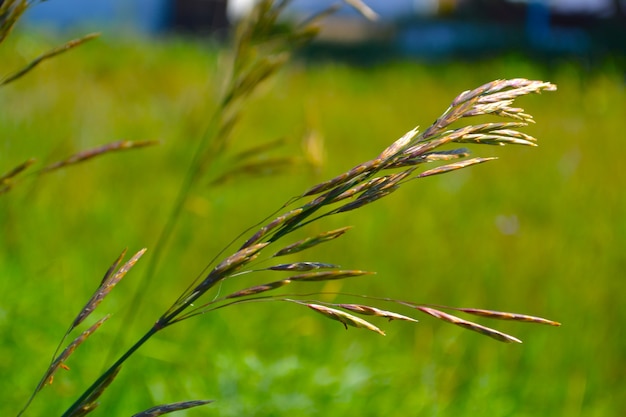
[1,1,625,416]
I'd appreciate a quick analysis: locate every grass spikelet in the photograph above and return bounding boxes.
[39,316,110,393]
[72,249,147,330]
[268,262,339,271]
[302,159,381,197]
[0,158,36,194]
[39,140,159,174]
[186,243,271,301]
[1,33,100,86]
[329,176,388,203]
[418,157,497,178]
[273,226,352,256]
[98,249,128,286]
[240,208,305,249]
[225,279,291,299]
[377,126,420,161]
[329,169,413,209]
[0,158,36,183]
[305,303,386,335]
[131,400,213,417]
[334,185,399,213]
[453,79,556,107]
[337,304,418,322]
[288,270,374,282]
[209,242,269,278]
[456,308,562,326]
[456,133,537,147]
[420,148,471,162]
[417,307,522,343]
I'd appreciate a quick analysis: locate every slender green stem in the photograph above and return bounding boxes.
[104,111,221,366]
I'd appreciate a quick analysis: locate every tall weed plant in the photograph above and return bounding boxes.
[2,1,559,415]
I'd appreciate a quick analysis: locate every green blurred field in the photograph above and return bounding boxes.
[1,34,624,416]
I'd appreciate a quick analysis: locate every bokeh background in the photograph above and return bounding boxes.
[1,1,625,416]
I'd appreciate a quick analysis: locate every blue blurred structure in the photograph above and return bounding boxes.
[19,0,625,61]
[22,0,172,33]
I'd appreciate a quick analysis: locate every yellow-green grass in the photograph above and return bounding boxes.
[1,33,624,416]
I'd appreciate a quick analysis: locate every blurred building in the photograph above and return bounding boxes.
[19,0,626,60]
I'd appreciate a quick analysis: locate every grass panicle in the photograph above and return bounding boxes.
[56,66,558,416]
[7,1,561,416]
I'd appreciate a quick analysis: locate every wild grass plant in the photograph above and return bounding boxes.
[0,1,572,416]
